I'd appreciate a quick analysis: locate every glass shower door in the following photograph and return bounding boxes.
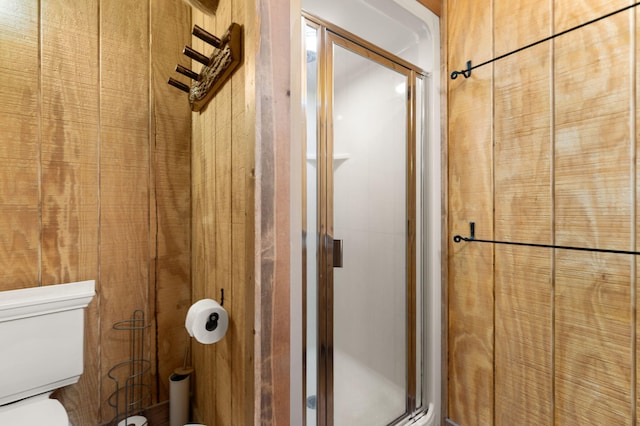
[304,18,421,425]
[327,34,413,426]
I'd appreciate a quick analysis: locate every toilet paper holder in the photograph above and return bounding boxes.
[205,289,224,331]
[206,313,219,331]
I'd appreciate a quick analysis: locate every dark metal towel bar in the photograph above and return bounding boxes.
[453,222,640,256]
[450,2,640,80]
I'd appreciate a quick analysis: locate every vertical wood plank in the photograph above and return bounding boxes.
[39,1,101,424]
[0,0,40,290]
[255,0,291,423]
[231,0,256,424]
[241,0,258,423]
[637,6,640,423]
[213,1,234,423]
[493,2,553,425]
[99,0,151,421]
[190,7,207,421]
[150,0,192,402]
[554,0,630,33]
[494,0,551,57]
[190,6,218,422]
[494,44,553,425]
[40,0,99,288]
[447,0,494,424]
[190,0,256,423]
[554,11,633,425]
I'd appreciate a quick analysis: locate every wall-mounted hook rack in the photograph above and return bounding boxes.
[168,22,242,112]
[453,222,640,256]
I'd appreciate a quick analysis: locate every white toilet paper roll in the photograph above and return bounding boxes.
[185,299,228,344]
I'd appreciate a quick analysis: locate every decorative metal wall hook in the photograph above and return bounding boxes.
[450,60,472,80]
[168,22,243,112]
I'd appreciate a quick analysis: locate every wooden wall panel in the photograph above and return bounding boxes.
[554,0,629,33]
[190,0,256,424]
[191,9,216,426]
[494,0,550,57]
[150,0,192,402]
[213,2,234,424]
[255,0,291,422]
[494,43,553,425]
[554,12,633,425]
[39,1,101,423]
[99,1,151,421]
[189,9,212,424]
[636,7,640,423]
[40,0,99,287]
[0,0,40,289]
[0,2,191,425]
[229,1,255,424]
[448,0,640,424]
[493,3,553,426]
[447,0,494,424]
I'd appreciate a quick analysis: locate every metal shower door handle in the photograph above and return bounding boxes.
[333,239,343,268]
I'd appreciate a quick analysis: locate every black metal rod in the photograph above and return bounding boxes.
[453,222,640,256]
[450,1,640,79]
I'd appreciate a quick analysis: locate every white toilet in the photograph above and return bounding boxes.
[0,280,95,426]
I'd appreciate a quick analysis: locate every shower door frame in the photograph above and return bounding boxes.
[303,12,427,426]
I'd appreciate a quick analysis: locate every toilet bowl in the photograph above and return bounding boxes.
[0,280,95,426]
[0,392,69,425]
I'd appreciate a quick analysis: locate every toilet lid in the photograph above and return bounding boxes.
[0,397,68,425]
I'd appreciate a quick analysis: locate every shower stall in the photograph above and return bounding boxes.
[299,1,441,425]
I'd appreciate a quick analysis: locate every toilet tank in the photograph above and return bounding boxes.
[0,280,95,406]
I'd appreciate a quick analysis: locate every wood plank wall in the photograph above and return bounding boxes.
[189,0,292,423]
[446,0,639,424]
[189,0,257,424]
[0,1,191,424]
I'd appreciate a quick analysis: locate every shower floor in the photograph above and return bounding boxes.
[307,350,405,426]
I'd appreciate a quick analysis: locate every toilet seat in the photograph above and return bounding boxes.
[0,395,69,425]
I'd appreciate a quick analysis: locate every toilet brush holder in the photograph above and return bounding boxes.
[169,368,193,426]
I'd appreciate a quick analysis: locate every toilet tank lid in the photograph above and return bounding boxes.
[0,280,95,322]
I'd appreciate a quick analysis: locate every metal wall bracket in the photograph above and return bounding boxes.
[168,22,243,112]
[450,60,472,80]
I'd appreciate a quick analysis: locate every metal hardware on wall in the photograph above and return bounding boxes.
[167,22,243,112]
[449,1,640,80]
[453,222,640,256]
[449,60,471,80]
